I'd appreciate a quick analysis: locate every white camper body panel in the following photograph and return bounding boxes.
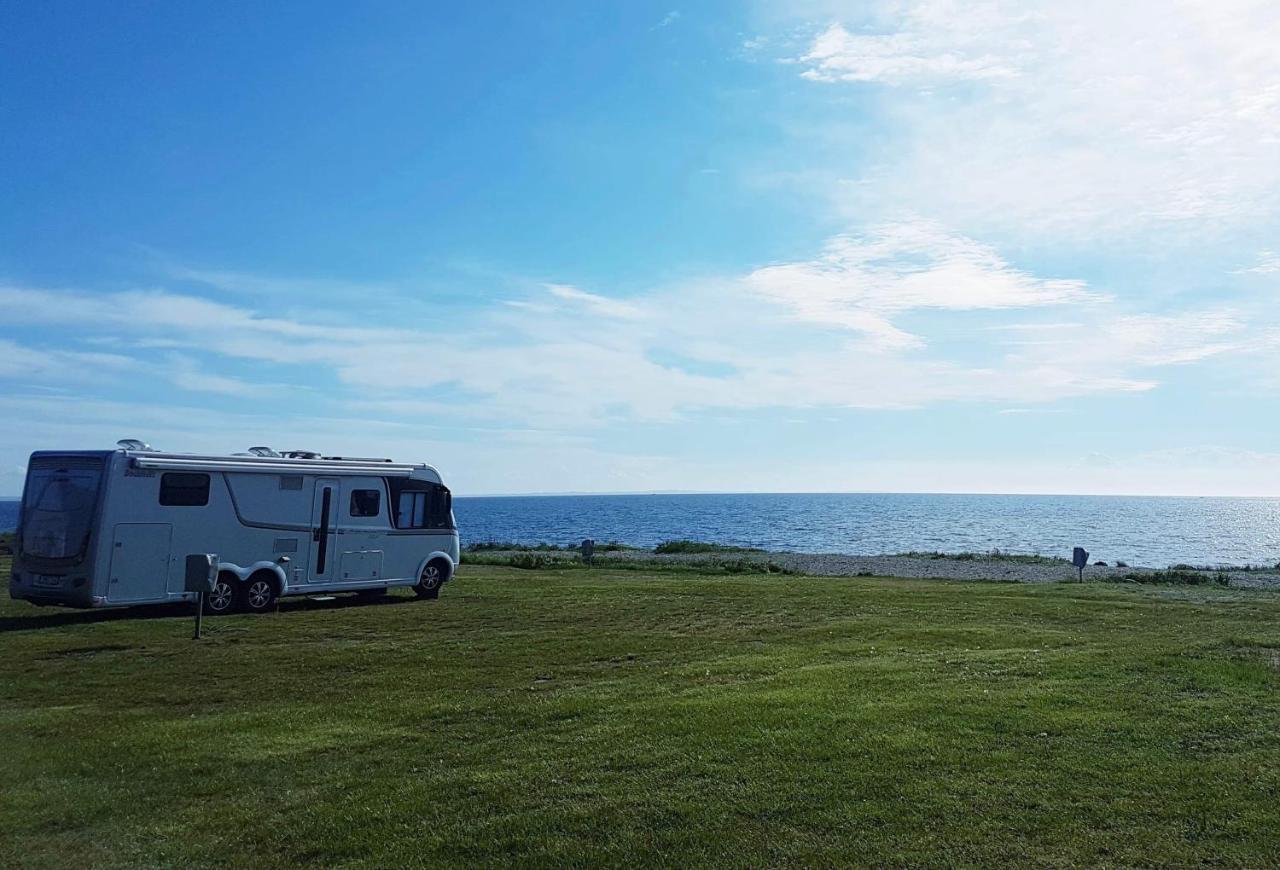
[11,448,460,610]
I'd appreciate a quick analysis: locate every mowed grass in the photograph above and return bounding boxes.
[2,557,1280,868]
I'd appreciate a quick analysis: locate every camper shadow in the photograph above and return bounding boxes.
[0,590,420,634]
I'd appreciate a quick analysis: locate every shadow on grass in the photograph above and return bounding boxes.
[0,590,425,634]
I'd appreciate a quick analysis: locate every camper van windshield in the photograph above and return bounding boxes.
[21,463,103,560]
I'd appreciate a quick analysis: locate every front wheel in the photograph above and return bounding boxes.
[414,560,448,600]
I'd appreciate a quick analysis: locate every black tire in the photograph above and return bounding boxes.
[207,573,238,615]
[414,560,448,600]
[240,573,278,614]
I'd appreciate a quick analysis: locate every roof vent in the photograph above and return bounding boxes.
[283,450,321,460]
[247,446,280,458]
[117,439,154,452]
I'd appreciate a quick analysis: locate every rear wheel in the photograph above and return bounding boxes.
[207,574,237,615]
[240,574,278,613]
[414,560,448,600]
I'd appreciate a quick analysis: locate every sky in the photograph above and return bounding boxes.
[2,0,1279,497]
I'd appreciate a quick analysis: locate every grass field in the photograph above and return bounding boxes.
[3,556,1279,868]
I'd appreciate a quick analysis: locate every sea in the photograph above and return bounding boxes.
[4,493,1279,568]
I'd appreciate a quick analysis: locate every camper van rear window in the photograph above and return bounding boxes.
[350,489,381,517]
[159,472,210,506]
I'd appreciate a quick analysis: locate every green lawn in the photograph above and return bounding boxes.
[2,558,1279,868]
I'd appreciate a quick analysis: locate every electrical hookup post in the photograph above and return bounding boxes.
[1072,547,1090,582]
[185,554,218,640]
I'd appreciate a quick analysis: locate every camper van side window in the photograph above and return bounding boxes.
[159,473,210,506]
[350,489,380,517]
[397,492,427,528]
[391,483,454,530]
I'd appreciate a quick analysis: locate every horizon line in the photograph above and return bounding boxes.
[4,489,1278,501]
[450,489,1280,500]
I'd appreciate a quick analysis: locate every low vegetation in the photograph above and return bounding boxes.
[465,540,634,553]
[1119,568,1232,586]
[3,556,1279,866]
[464,550,795,575]
[1170,563,1280,574]
[653,539,762,555]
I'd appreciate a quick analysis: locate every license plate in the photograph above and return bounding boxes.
[33,575,63,588]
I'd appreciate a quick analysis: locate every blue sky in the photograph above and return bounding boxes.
[2,1,1279,497]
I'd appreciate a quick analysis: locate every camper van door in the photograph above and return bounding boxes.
[310,477,339,582]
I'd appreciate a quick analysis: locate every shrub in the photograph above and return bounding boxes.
[1122,569,1229,586]
[508,553,559,570]
[466,541,565,552]
[654,540,755,555]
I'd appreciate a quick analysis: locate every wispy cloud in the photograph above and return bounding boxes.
[1236,251,1280,274]
[745,220,1100,349]
[0,226,1256,431]
[654,10,680,29]
[800,21,1019,84]
[788,1,1280,238]
[544,283,644,319]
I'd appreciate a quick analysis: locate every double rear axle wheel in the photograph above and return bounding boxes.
[205,560,450,614]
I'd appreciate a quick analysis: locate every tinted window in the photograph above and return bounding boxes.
[160,473,210,506]
[390,481,453,530]
[350,489,380,517]
[21,459,103,559]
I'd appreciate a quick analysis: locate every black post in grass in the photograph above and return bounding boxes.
[1072,547,1090,582]
[185,554,217,640]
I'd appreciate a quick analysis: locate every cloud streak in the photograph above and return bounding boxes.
[791,0,1280,239]
[0,224,1253,432]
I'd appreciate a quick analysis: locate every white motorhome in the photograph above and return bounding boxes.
[9,441,460,614]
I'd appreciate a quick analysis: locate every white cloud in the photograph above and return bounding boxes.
[0,230,1252,432]
[655,10,680,29]
[165,356,284,398]
[744,220,1100,348]
[1236,251,1280,274]
[800,21,1019,84]
[544,283,644,319]
[789,0,1280,238]
[0,338,137,382]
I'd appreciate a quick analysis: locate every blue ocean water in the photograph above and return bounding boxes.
[453,493,1280,568]
[0,500,16,533]
[4,493,1278,567]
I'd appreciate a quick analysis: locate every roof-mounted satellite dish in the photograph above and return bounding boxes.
[117,439,154,451]
[247,446,280,458]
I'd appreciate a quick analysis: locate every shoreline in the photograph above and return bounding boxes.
[466,546,1280,589]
